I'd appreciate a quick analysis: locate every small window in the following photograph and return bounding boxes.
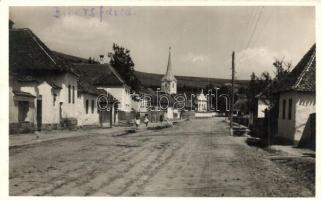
[172,83,174,88]
[86,100,89,114]
[77,88,81,98]
[72,86,75,104]
[288,98,292,120]
[91,100,94,114]
[282,99,286,120]
[53,94,57,106]
[68,85,71,103]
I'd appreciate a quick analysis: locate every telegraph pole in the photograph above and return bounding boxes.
[230,51,235,136]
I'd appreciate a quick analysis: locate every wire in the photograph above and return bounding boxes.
[242,7,259,49]
[252,8,273,47]
[245,6,265,50]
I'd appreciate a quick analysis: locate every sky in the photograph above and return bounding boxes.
[10,6,315,80]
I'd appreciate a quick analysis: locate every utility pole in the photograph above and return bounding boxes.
[230,51,235,136]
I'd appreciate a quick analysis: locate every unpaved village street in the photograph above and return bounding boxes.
[9,118,314,197]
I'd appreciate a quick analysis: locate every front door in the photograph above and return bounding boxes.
[59,102,63,121]
[36,99,42,131]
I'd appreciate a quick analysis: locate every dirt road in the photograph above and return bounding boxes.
[9,118,314,196]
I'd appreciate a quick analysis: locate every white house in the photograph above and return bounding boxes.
[9,28,81,133]
[76,80,106,127]
[255,93,270,119]
[277,44,316,144]
[9,25,115,133]
[71,63,133,124]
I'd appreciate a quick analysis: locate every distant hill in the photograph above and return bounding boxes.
[134,71,249,89]
[52,51,249,90]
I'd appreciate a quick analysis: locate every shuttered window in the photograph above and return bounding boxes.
[288,98,292,120]
[91,100,94,114]
[68,85,71,103]
[282,99,286,119]
[86,100,89,114]
[72,86,75,104]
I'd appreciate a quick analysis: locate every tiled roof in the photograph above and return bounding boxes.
[72,63,125,87]
[47,81,62,89]
[78,79,106,96]
[17,75,39,83]
[13,91,35,98]
[278,44,316,92]
[53,51,99,64]
[9,28,77,76]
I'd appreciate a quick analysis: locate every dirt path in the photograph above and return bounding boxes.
[9,118,314,196]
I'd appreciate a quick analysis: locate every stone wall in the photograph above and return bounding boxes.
[9,122,35,134]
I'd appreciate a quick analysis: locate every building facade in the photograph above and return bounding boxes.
[9,25,115,133]
[277,44,316,144]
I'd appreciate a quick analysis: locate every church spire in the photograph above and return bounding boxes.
[162,47,177,82]
[166,47,172,75]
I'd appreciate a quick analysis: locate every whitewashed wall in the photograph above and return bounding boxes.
[278,92,296,141]
[257,99,268,118]
[9,87,18,123]
[9,86,36,124]
[18,84,38,124]
[161,81,177,94]
[294,93,315,142]
[101,87,132,112]
[56,73,78,119]
[37,82,60,124]
[76,93,100,126]
[278,91,315,143]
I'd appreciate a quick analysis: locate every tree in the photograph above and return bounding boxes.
[246,71,272,114]
[273,59,291,80]
[108,43,141,92]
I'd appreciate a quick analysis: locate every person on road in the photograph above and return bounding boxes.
[135,113,140,129]
[144,114,149,127]
[160,114,164,124]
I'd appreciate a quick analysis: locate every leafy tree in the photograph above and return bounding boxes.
[246,58,290,114]
[108,43,141,92]
[246,71,272,114]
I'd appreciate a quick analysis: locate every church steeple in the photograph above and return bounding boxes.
[162,47,177,82]
[161,47,177,94]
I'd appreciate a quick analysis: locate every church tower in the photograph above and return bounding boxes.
[161,47,177,94]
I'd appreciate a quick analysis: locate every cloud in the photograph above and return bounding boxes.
[38,15,116,58]
[235,47,293,80]
[180,52,209,63]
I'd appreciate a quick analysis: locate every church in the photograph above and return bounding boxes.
[159,47,180,120]
[161,47,177,95]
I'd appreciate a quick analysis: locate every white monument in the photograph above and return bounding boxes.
[197,89,208,112]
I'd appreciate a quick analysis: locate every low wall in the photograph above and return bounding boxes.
[60,118,78,130]
[195,112,216,118]
[233,116,250,127]
[181,111,195,120]
[9,122,35,134]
